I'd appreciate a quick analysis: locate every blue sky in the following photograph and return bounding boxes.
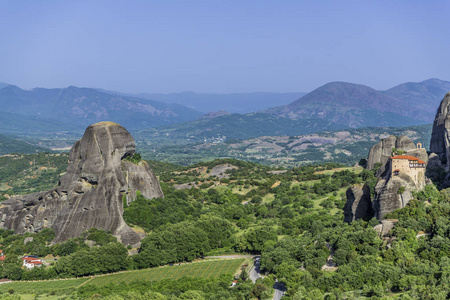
[1,1,449,93]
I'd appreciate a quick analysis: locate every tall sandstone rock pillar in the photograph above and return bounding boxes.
[430,92,450,171]
[344,183,373,222]
[346,135,428,221]
[0,122,164,246]
[366,135,416,176]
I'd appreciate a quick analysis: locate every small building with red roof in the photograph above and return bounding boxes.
[390,154,426,187]
[22,256,43,269]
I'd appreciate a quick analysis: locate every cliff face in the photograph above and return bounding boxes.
[372,160,416,220]
[344,184,372,222]
[0,122,163,246]
[366,135,416,174]
[430,92,450,166]
[346,135,428,221]
[429,92,450,188]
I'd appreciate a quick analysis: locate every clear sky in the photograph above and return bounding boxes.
[1,1,449,93]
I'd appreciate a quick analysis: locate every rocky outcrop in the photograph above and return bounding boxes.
[429,92,450,187]
[366,135,416,174]
[373,219,397,237]
[0,122,163,246]
[430,92,450,165]
[344,184,373,222]
[373,160,415,220]
[349,134,429,220]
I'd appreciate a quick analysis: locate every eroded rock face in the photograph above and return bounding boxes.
[429,92,450,187]
[367,135,416,175]
[344,183,373,222]
[373,220,397,237]
[352,133,428,220]
[0,122,163,246]
[430,92,450,169]
[373,168,415,220]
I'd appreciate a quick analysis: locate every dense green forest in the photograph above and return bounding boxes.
[2,154,450,299]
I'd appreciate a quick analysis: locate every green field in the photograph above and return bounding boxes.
[0,259,244,294]
[87,259,244,286]
[0,278,88,294]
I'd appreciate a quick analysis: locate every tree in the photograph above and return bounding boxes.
[240,268,249,281]
[249,284,269,299]
[243,226,278,253]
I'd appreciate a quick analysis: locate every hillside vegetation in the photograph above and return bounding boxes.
[2,154,450,298]
[138,124,432,167]
[0,134,49,156]
[0,153,68,199]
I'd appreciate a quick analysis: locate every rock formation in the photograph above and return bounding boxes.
[346,135,428,221]
[372,145,428,220]
[344,183,373,222]
[373,166,415,220]
[366,135,416,175]
[373,219,397,237]
[429,92,450,187]
[430,92,450,163]
[0,122,163,246]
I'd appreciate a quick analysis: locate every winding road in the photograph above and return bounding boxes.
[249,257,263,283]
[273,281,286,300]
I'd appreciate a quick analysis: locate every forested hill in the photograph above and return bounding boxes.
[0,85,202,133]
[0,133,49,155]
[2,157,450,298]
[266,78,450,124]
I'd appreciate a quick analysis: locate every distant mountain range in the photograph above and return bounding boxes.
[266,78,450,124]
[142,78,450,141]
[1,78,449,144]
[126,91,306,114]
[0,85,202,133]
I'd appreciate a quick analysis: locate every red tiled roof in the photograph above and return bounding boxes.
[390,155,426,164]
[22,257,42,265]
[0,255,5,261]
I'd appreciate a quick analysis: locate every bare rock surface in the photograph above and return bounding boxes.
[373,171,414,220]
[373,220,397,237]
[344,183,373,222]
[0,122,163,246]
[430,92,450,166]
[209,164,238,179]
[429,92,450,187]
[366,135,416,174]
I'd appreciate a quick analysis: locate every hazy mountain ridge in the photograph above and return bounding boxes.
[1,78,448,142]
[384,78,450,117]
[0,85,203,131]
[108,91,307,114]
[265,79,450,124]
[142,78,446,141]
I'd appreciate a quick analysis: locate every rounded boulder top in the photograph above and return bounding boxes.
[91,121,122,127]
